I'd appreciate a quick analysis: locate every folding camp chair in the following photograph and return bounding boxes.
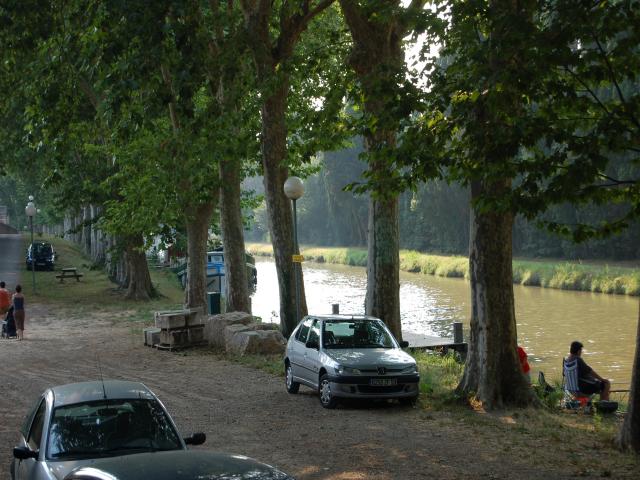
[562,357,594,411]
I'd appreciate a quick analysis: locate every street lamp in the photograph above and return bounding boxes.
[25,197,36,294]
[284,176,304,324]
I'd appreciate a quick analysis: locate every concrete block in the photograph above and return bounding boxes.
[155,314,186,330]
[226,328,286,356]
[188,325,205,344]
[186,312,205,328]
[204,311,253,348]
[160,329,189,346]
[143,327,161,346]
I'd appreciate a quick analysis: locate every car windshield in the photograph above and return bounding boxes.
[323,320,396,349]
[47,399,182,460]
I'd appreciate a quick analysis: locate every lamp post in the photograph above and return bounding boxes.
[25,196,37,294]
[284,176,304,324]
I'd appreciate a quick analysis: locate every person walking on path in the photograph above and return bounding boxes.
[12,284,25,340]
[0,281,10,315]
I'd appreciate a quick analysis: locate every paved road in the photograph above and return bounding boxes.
[0,233,22,290]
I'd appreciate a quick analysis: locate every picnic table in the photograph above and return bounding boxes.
[56,267,83,283]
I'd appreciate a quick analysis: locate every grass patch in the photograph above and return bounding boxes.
[412,351,465,408]
[200,349,284,377]
[21,234,184,324]
[247,242,640,296]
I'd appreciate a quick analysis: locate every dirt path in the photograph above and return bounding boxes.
[2,303,638,479]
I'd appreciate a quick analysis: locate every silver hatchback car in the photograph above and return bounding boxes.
[284,315,420,408]
[11,380,205,480]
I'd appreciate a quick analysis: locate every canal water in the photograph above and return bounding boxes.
[251,258,638,388]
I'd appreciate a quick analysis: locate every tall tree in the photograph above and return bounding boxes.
[505,0,640,452]
[401,0,639,414]
[397,0,546,407]
[0,0,157,300]
[205,1,259,314]
[338,0,426,341]
[240,0,335,336]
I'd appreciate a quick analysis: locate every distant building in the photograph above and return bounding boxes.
[0,205,8,225]
[0,205,18,234]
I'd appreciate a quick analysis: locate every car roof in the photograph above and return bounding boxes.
[51,380,155,408]
[308,314,381,322]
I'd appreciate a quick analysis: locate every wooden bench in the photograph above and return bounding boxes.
[56,267,84,283]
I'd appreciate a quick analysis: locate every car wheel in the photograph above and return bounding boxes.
[319,374,338,409]
[285,363,300,394]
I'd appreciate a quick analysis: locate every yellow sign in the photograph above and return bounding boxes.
[292,254,304,263]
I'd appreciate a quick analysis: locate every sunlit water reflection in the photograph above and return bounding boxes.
[251,258,638,387]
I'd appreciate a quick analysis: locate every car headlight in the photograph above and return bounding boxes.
[401,364,418,374]
[335,365,361,375]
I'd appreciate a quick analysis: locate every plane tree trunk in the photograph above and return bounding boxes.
[457,179,535,408]
[184,201,216,313]
[261,85,307,336]
[339,0,407,340]
[124,234,154,300]
[240,1,335,336]
[617,300,640,452]
[220,158,251,313]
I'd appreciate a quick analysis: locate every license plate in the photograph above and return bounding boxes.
[370,378,397,386]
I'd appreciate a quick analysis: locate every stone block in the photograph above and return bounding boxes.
[226,328,286,356]
[186,311,205,327]
[155,314,186,330]
[249,323,279,332]
[160,329,189,347]
[204,311,253,348]
[223,324,253,350]
[143,327,161,346]
[188,325,205,344]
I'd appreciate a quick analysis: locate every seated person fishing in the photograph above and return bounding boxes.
[563,341,610,401]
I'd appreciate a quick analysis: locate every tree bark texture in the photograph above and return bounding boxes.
[220,158,251,314]
[241,1,333,336]
[124,234,154,301]
[90,205,106,266]
[74,212,82,245]
[340,0,404,339]
[365,193,401,339]
[617,300,640,452]
[457,180,535,408]
[184,201,215,313]
[261,86,307,336]
[82,205,91,255]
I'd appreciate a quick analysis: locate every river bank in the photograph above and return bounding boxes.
[247,243,640,297]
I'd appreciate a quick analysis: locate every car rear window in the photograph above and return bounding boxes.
[33,244,53,255]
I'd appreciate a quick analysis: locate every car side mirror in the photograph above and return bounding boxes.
[399,341,409,348]
[13,445,38,460]
[184,432,206,445]
[306,339,319,350]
